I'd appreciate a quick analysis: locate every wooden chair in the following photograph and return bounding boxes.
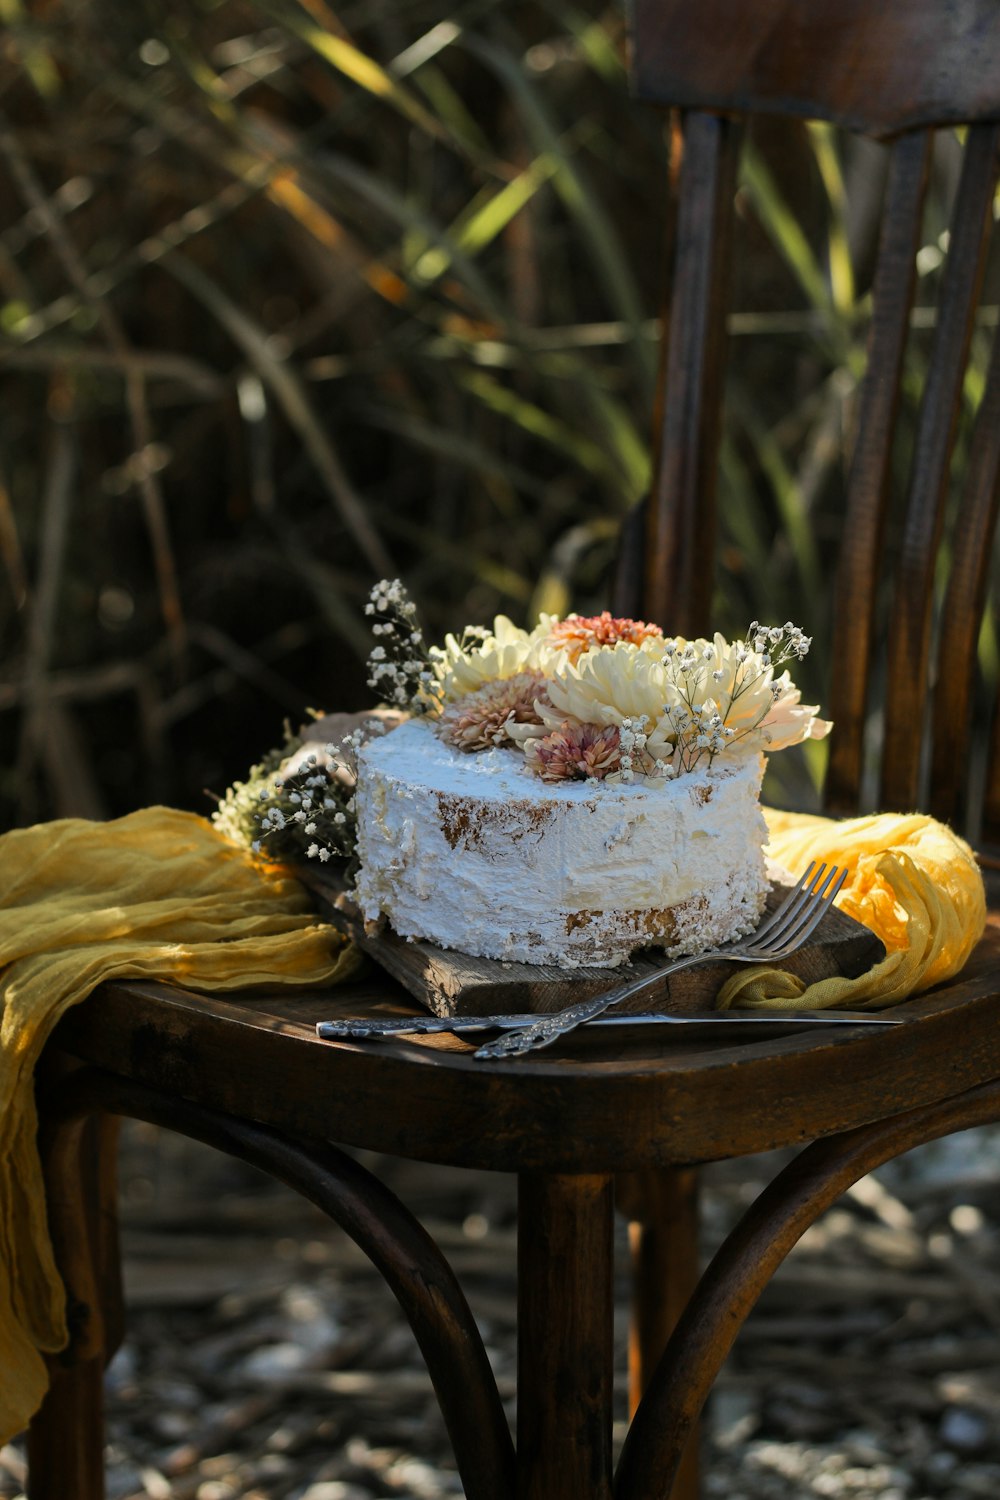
[31,3,1000,1497]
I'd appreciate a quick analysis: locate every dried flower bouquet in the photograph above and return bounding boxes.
[216,580,830,869]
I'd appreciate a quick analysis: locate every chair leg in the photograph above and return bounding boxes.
[26,1356,105,1500]
[517,1172,615,1500]
[619,1167,701,1500]
[27,1084,122,1500]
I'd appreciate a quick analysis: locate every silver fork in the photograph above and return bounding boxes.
[473,862,848,1060]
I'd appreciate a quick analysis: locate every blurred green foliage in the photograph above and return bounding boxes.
[0,1,993,828]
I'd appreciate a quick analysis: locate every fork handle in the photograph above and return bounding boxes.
[473,951,716,1059]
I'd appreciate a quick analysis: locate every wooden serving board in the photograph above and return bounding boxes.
[304,872,886,1020]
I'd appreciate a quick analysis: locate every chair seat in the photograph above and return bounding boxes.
[51,905,1000,1174]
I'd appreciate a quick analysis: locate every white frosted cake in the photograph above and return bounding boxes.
[354,717,770,967]
[238,594,829,968]
[277,594,833,970]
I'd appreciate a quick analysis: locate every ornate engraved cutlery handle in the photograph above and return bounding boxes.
[474,957,701,1059]
[317,1016,459,1039]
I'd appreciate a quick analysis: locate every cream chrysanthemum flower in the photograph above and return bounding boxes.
[543,642,671,729]
[431,614,557,702]
[437,673,549,752]
[663,633,774,734]
[757,672,832,750]
[653,631,831,769]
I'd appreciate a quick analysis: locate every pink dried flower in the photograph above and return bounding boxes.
[524,720,622,782]
[438,672,549,752]
[547,611,662,664]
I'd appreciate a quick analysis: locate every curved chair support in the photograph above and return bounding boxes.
[616,1078,1000,1500]
[37,1101,120,1364]
[42,1067,516,1500]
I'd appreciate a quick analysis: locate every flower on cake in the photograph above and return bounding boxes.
[364,578,433,708]
[756,673,831,750]
[654,623,829,773]
[546,611,663,664]
[431,614,556,702]
[542,643,671,729]
[405,601,830,784]
[438,671,550,752]
[523,720,623,782]
[422,606,827,780]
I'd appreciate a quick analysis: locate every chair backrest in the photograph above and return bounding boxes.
[621,0,1000,838]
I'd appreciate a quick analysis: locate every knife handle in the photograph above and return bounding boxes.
[316,1017,457,1039]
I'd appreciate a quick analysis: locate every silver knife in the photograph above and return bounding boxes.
[316,1009,904,1040]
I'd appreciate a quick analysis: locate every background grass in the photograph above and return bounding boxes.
[0,0,994,830]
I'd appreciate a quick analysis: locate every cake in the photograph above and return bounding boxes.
[354,717,770,967]
[223,588,830,968]
[229,586,829,965]
[346,591,832,970]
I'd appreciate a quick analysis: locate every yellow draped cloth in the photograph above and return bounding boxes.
[0,801,989,1446]
[0,806,355,1445]
[717,808,988,1010]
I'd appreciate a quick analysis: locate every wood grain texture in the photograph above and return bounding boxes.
[982,668,1000,847]
[880,122,1000,812]
[517,1174,615,1500]
[34,1057,122,1368]
[627,0,1000,139]
[824,131,931,816]
[47,918,1000,1174]
[308,876,884,1018]
[619,1167,701,1500]
[644,111,739,633]
[26,1357,106,1500]
[932,322,1000,827]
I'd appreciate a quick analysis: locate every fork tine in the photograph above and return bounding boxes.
[750,862,821,946]
[761,865,847,957]
[751,862,826,950]
[786,864,845,941]
[745,864,832,955]
[758,864,840,953]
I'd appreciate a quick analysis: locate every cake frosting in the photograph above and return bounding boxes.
[354,717,769,967]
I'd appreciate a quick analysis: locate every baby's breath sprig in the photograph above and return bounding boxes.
[211,733,301,852]
[617,715,649,783]
[251,736,363,868]
[745,620,812,669]
[365,578,436,711]
[660,621,813,776]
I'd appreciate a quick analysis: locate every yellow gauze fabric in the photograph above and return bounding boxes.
[0,806,355,1444]
[717,809,987,1012]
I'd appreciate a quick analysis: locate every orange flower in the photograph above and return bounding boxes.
[547,611,662,665]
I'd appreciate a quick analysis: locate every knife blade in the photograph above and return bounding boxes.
[316,1008,904,1040]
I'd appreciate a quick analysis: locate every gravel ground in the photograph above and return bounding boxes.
[6,1123,1000,1499]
